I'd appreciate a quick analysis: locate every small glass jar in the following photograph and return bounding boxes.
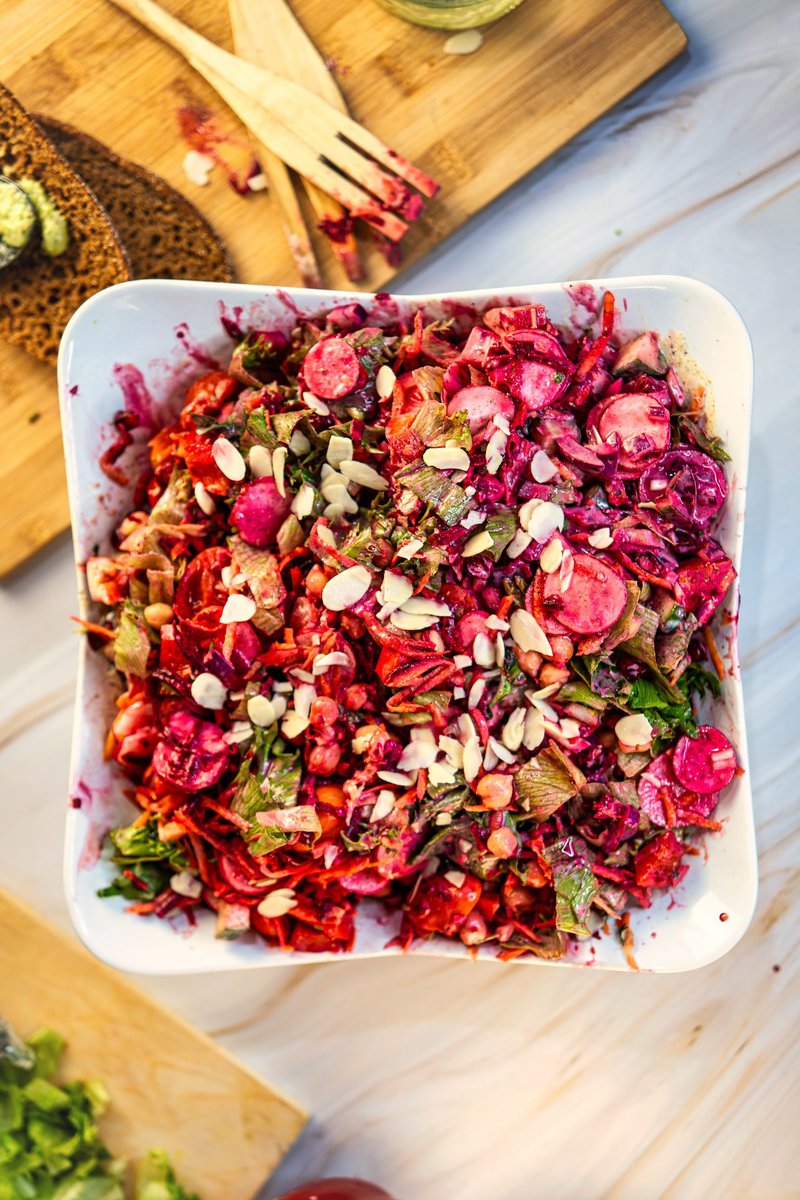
[373,0,525,30]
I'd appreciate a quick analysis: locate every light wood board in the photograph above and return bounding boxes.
[0,888,306,1200]
[0,0,686,575]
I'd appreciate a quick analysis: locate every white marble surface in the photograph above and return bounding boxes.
[2,1,799,1196]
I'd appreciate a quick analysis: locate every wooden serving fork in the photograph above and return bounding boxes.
[229,0,363,282]
[110,0,438,243]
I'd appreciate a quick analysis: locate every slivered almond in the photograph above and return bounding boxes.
[257,888,297,918]
[247,695,277,727]
[615,713,654,750]
[473,632,496,667]
[272,446,288,497]
[523,707,546,750]
[248,445,273,478]
[282,710,310,738]
[370,789,397,823]
[220,593,256,624]
[377,769,414,786]
[526,501,564,543]
[397,537,424,560]
[588,527,614,549]
[502,707,526,752]
[463,530,493,557]
[326,435,354,467]
[423,446,470,471]
[303,390,331,416]
[291,482,316,519]
[194,481,216,514]
[376,364,397,399]
[321,564,372,611]
[398,739,438,771]
[312,651,351,674]
[429,761,457,786]
[509,608,552,656]
[390,611,438,631]
[539,538,563,574]
[400,595,451,617]
[190,672,227,710]
[211,437,245,481]
[290,429,311,455]
[506,530,533,559]
[531,449,558,482]
[485,428,507,475]
[463,736,482,783]
[340,459,388,490]
[489,736,515,764]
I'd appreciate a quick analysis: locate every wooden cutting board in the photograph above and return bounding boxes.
[0,888,306,1200]
[0,0,686,575]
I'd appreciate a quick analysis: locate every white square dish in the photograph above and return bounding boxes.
[59,275,756,975]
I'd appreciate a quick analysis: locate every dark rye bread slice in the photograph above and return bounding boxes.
[0,83,131,365]
[38,117,235,286]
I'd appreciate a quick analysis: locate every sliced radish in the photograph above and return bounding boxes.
[447,385,514,434]
[505,328,574,373]
[595,392,670,474]
[637,751,722,827]
[302,337,362,399]
[673,726,737,794]
[542,552,627,634]
[492,358,569,412]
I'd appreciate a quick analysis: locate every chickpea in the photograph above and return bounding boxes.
[539,662,571,686]
[306,564,329,597]
[475,773,513,810]
[487,827,518,859]
[515,647,543,678]
[143,602,174,628]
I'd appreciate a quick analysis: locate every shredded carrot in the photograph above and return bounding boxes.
[497,595,513,619]
[69,615,114,642]
[618,914,639,971]
[703,626,726,681]
[661,791,677,828]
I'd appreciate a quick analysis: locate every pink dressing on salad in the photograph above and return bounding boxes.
[83,291,740,962]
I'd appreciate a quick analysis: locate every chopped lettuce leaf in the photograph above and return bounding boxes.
[97,820,187,902]
[393,463,471,526]
[602,581,642,651]
[484,510,517,562]
[676,414,732,463]
[231,746,302,856]
[135,1149,200,1200]
[515,742,587,822]
[556,679,607,711]
[0,1027,124,1200]
[410,391,471,450]
[544,837,598,937]
[113,604,151,678]
[148,467,192,527]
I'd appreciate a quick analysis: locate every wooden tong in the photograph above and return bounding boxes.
[229,0,362,283]
[110,0,438,246]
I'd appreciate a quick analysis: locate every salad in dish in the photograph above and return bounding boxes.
[83,291,740,964]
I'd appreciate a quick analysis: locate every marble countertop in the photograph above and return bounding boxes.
[1,1,798,1196]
